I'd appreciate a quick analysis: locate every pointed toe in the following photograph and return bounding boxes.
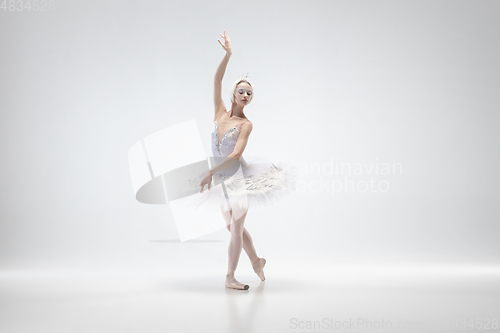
[252,257,266,281]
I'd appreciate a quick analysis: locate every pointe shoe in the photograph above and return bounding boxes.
[251,257,266,281]
[225,281,249,290]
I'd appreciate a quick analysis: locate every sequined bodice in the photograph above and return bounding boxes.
[211,121,242,157]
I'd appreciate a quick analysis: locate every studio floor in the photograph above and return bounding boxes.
[1,262,499,333]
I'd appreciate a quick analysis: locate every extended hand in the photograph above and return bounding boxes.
[199,172,213,193]
[218,30,232,55]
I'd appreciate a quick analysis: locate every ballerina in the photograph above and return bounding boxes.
[198,31,293,290]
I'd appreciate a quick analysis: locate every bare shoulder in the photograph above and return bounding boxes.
[241,120,253,131]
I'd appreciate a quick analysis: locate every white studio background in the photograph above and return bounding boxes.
[0,0,499,273]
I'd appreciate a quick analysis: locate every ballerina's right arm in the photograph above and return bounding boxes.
[213,31,232,121]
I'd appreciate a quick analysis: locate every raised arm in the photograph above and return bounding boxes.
[213,31,232,120]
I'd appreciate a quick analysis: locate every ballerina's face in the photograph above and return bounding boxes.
[234,82,253,105]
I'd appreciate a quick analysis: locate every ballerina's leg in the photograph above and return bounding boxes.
[222,209,258,260]
[226,207,247,273]
[222,207,266,283]
[223,206,249,289]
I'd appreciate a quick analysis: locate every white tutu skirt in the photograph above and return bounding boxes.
[173,156,296,213]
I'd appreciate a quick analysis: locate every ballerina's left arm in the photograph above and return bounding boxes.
[199,122,253,193]
[228,121,253,160]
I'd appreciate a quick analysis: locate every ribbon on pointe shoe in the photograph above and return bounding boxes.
[225,269,249,290]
